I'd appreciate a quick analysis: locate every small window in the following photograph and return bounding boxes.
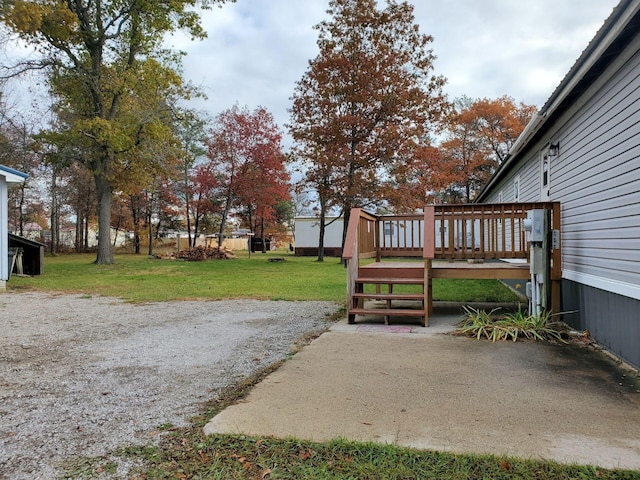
[498,191,504,203]
[384,222,394,236]
[514,176,520,202]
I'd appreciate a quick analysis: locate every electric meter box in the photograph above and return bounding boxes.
[526,209,546,243]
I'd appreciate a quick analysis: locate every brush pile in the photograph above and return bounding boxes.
[157,246,237,261]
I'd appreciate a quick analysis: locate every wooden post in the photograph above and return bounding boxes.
[374,216,381,262]
[423,206,435,327]
[343,208,362,324]
[551,202,562,317]
[424,259,432,326]
[542,208,551,311]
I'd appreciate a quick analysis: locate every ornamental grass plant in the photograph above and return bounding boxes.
[458,306,567,342]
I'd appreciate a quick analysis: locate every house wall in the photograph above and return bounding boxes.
[294,217,344,256]
[563,280,640,369]
[484,35,640,369]
[0,176,8,288]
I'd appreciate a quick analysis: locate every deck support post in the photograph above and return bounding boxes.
[423,259,432,326]
[551,202,562,317]
[423,206,436,327]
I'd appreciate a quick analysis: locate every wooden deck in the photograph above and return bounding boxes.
[343,204,561,327]
[360,261,531,279]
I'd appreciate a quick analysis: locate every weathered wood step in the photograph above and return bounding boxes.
[355,277,424,285]
[352,293,425,301]
[348,308,425,317]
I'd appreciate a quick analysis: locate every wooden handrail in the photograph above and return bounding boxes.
[342,209,378,260]
[341,208,362,260]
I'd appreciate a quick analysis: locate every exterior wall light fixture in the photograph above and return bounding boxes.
[548,142,560,157]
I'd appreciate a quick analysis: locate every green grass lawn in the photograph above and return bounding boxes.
[8,250,521,304]
[121,434,639,480]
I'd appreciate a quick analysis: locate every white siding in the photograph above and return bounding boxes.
[487,43,640,299]
[294,217,343,248]
[0,176,8,285]
[553,47,640,294]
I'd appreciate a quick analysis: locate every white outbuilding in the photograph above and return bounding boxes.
[294,216,344,257]
[1,164,28,290]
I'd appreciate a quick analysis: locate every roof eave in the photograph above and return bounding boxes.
[0,165,29,185]
[475,0,640,202]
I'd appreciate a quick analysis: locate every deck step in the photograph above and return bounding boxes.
[348,308,425,317]
[355,277,424,285]
[352,293,425,301]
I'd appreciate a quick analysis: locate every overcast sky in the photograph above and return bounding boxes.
[3,0,621,149]
[164,0,620,148]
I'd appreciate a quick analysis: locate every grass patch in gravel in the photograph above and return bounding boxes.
[9,251,521,304]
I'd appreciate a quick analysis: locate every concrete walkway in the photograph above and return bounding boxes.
[204,310,640,470]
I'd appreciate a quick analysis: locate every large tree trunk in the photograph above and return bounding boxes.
[186,195,193,248]
[317,202,327,262]
[260,215,266,253]
[130,194,141,254]
[218,195,233,248]
[94,174,114,264]
[50,170,58,255]
[75,201,82,252]
[147,191,154,256]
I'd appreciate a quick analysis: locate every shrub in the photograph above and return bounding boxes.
[457,306,566,343]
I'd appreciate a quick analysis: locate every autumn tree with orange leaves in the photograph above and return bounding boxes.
[289,0,447,259]
[439,96,536,202]
[205,105,289,250]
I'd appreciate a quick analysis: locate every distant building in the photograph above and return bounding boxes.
[294,217,343,257]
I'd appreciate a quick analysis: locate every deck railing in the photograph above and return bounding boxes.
[343,202,561,262]
[343,202,562,320]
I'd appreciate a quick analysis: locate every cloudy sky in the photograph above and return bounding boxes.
[3,0,621,148]
[165,0,620,147]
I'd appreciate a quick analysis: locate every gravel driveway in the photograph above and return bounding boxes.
[0,292,339,479]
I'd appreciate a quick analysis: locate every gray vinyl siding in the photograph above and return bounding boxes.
[483,155,539,204]
[489,44,640,291]
[553,46,640,287]
[479,6,640,370]
[563,280,640,369]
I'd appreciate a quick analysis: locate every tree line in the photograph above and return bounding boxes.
[0,0,536,264]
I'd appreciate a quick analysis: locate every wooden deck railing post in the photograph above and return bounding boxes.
[423,206,435,326]
[343,208,362,323]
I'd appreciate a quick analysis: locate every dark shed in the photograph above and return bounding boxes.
[9,233,45,276]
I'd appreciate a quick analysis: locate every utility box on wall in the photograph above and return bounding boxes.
[524,209,546,243]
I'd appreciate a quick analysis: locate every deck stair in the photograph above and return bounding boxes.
[349,262,426,326]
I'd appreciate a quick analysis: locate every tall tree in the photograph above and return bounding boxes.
[173,109,208,247]
[440,96,536,202]
[205,105,288,248]
[385,143,449,210]
[289,0,447,255]
[471,95,537,164]
[0,0,233,264]
[236,147,290,253]
[190,162,220,242]
[0,111,43,237]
